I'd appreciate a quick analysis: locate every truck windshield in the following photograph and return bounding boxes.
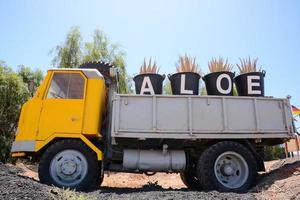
[47,72,85,99]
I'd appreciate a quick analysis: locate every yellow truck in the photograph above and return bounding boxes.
[11,62,295,192]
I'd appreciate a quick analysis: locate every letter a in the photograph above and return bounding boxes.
[140,76,155,95]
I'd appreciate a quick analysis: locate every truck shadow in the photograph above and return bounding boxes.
[96,160,300,194]
[97,185,189,194]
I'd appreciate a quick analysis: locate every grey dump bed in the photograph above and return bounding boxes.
[111,94,295,139]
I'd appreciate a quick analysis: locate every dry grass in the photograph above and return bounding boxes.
[139,58,159,74]
[176,54,200,74]
[208,57,233,73]
[49,188,94,200]
[237,57,261,74]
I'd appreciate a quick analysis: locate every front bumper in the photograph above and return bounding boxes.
[11,141,36,152]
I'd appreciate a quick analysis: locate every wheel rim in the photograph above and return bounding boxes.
[214,151,249,189]
[50,149,88,187]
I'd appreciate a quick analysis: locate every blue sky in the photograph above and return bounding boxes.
[0,1,300,112]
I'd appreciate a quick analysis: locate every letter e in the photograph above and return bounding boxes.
[247,76,261,95]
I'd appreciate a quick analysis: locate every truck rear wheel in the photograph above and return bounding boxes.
[38,139,101,191]
[197,141,257,192]
[180,170,202,190]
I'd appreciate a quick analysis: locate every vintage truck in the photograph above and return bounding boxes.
[11,62,295,192]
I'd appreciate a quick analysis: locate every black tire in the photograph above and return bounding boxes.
[38,139,100,191]
[98,161,104,186]
[197,141,257,193]
[180,170,202,190]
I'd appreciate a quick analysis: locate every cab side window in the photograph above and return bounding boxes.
[47,73,85,99]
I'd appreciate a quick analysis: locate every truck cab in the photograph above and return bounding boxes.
[11,62,295,192]
[11,68,106,159]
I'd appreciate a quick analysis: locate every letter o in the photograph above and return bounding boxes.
[216,74,232,94]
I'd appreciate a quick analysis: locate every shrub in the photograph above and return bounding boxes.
[264,145,285,161]
[0,62,30,163]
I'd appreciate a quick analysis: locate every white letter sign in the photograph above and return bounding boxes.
[216,74,232,94]
[180,74,193,94]
[140,76,155,94]
[247,76,261,95]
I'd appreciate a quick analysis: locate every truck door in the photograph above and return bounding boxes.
[37,71,86,140]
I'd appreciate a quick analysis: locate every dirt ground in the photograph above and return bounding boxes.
[0,158,299,200]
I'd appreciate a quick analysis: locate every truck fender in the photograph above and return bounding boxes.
[35,133,103,160]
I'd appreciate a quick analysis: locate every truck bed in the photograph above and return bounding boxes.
[111,94,294,139]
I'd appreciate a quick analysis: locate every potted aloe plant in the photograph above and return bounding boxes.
[234,57,266,96]
[203,57,234,96]
[168,55,201,95]
[133,58,165,95]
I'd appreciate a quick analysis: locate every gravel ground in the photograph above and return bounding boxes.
[0,158,299,200]
[251,158,300,200]
[0,164,52,200]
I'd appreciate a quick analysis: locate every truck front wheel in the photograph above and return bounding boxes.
[197,141,257,192]
[38,139,101,191]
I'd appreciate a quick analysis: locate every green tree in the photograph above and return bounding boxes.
[52,26,82,68]
[163,79,206,95]
[200,87,207,95]
[83,29,129,93]
[52,27,130,93]
[83,29,111,62]
[17,65,43,96]
[199,84,238,96]
[0,61,30,163]
[163,80,172,95]
[264,145,285,161]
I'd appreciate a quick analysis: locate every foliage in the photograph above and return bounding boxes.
[164,79,206,95]
[50,188,94,200]
[83,29,112,62]
[200,85,238,96]
[17,65,43,96]
[176,54,200,74]
[0,61,30,163]
[200,87,207,95]
[52,26,82,68]
[264,145,285,161]
[110,53,130,94]
[139,58,159,74]
[208,57,233,73]
[233,85,238,96]
[237,57,261,74]
[163,80,172,95]
[125,73,134,94]
[52,27,130,93]
[83,29,129,93]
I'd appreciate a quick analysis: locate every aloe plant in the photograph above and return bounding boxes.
[139,58,159,74]
[176,54,200,74]
[208,57,233,73]
[237,57,261,74]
